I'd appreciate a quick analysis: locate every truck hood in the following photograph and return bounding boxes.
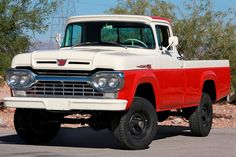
[11,46,154,71]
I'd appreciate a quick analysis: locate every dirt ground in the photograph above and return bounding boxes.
[1,83,236,129]
[159,103,236,128]
[1,103,236,129]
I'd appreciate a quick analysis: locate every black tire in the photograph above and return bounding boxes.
[14,109,61,144]
[189,93,213,136]
[112,97,157,150]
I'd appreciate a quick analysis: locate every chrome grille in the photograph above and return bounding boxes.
[26,81,103,98]
[34,70,93,77]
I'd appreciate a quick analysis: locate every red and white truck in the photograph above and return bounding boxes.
[3,15,230,149]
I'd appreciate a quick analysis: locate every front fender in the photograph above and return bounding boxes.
[117,70,161,111]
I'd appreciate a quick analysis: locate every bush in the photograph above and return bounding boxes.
[0,53,12,77]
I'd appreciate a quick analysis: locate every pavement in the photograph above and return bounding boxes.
[0,126,235,157]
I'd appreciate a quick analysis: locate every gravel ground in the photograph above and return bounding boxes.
[1,103,236,129]
[1,83,236,129]
[160,103,236,128]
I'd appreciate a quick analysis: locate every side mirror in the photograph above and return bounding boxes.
[55,33,62,47]
[161,36,179,53]
[168,36,178,46]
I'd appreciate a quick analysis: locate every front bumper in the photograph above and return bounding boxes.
[3,97,127,111]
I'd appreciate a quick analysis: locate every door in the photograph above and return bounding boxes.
[153,25,184,109]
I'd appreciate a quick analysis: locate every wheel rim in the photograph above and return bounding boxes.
[128,112,149,138]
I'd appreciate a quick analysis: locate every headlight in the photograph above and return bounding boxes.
[92,71,124,92]
[6,69,36,90]
[97,77,108,88]
[9,75,19,85]
[19,75,30,85]
[108,78,119,88]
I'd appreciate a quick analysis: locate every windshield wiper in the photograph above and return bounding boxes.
[72,42,127,49]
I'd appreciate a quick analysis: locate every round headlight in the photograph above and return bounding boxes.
[6,69,36,89]
[108,78,119,88]
[91,71,124,92]
[98,77,107,88]
[19,75,30,85]
[9,75,19,85]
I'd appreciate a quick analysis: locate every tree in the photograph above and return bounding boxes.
[107,0,175,18]
[107,0,236,92]
[0,0,57,75]
[107,0,150,15]
[173,0,236,60]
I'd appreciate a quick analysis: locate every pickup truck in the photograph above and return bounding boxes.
[3,15,230,150]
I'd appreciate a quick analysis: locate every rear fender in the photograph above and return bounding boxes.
[200,70,217,99]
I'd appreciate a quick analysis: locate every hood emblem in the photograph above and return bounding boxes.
[57,59,67,66]
[137,64,152,69]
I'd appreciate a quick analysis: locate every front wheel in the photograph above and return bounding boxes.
[189,93,213,136]
[14,109,61,144]
[112,97,157,150]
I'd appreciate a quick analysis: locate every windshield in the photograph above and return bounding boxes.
[61,21,155,49]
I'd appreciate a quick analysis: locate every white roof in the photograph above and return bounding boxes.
[67,15,170,24]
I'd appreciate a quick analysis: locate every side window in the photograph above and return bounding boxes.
[155,25,171,49]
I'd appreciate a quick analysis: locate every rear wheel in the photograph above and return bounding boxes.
[14,109,61,144]
[112,97,157,150]
[189,93,213,136]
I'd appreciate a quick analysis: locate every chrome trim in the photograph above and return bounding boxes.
[34,70,93,76]
[91,71,125,92]
[6,69,93,90]
[35,75,91,83]
[25,81,104,98]
[7,69,125,93]
[6,69,37,90]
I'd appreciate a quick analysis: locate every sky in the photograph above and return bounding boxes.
[36,0,236,41]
